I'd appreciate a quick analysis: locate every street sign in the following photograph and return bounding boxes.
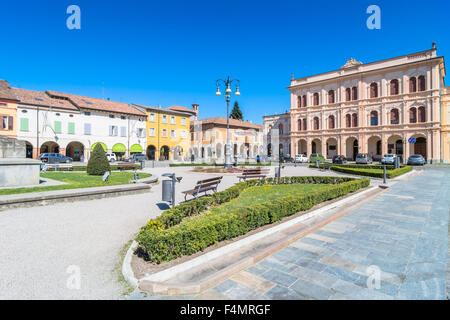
[408,137,416,144]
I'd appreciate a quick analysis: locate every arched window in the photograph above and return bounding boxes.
[313,117,319,130]
[278,123,283,135]
[297,119,302,131]
[390,79,399,95]
[418,76,426,91]
[345,88,351,102]
[313,93,319,106]
[370,83,378,98]
[302,118,307,131]
[328,90,335,104]
[409,77,417,93]
[297,96,302,108]
[390,108,399,124]
[302,95,307,107]
[418,106,426,122]
[352,113,358,127]
[409,107,417,123]
[370,111,378,126]
[345,114,351,128]
[352,86,358,100]
[328,115,335,129]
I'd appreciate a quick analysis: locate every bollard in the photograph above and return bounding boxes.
[383,165,386,184]
[315,159,319,168]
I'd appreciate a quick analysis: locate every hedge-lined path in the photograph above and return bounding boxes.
[129,166,449,300]
[0,165,352,299]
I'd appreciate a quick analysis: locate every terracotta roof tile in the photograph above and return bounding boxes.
[198,117,263,130]
[46,90,146,116]
[167,105,196,114]
[13,88,78,110]
[0,80,18,101]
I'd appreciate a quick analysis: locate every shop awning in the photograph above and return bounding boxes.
[130,144,143,153]
[112,143,126,153]
[91,142,107,152]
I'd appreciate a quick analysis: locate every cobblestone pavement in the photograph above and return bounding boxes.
[130,167,450,300]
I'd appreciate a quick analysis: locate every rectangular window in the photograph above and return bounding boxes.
[181,117,186,125]
[54,121,62,134]
[68,122,75,134]
[170,116,176,124]
[84,111,91,116]
[181,130,186,139]
[120,126,127,137]
[162,129,167,137]
[109,125,118,136]
[170,130,175,138]
[149,113,155,122]
[84,123,91,135]
[20,118,29,132]
[137,128,144,138]
[162,115,167,123]
[149,128,155,137]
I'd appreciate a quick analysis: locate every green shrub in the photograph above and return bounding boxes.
[309,163,394,170]
[87,144,111,175]
[329,165,412,178]
[135,177,369,263]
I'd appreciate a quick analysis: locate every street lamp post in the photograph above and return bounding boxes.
[216,76,240,169]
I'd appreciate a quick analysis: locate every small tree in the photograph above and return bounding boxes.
[230,101,243,120]
[87,143,110,176]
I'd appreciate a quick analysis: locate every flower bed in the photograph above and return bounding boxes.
[135,176,370,263]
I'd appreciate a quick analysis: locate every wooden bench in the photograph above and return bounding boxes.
[237,168,269,181]
[117,162,137,171]
[182,176,223,201]
[44,163,73,171]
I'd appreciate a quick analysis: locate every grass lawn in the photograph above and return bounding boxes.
[0,171,151,196]
[212,183,327,214]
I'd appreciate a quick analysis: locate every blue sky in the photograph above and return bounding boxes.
[0,0,448,124]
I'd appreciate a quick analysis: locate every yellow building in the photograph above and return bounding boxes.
[442,87,450,163]
[0,80,19,138]
[134,104,197,160]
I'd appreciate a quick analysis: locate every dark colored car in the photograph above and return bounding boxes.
[128,153,147,162]
[39,153,73,164]
[309,153,325,163]
[332,155,347,164]
[407,154,425,166]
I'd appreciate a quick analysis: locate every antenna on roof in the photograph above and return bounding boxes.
[102,81,105,100]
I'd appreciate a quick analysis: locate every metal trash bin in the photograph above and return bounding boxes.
[394,156,401,169]
[140,160,145,169]
[162,179,173,202]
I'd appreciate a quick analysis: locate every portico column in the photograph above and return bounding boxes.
[307,138,312,157]
[381,134,387,156]
[321,138,327,158]
[426,131,432,163]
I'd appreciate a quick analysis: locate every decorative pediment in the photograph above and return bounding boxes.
[341,58,363,69]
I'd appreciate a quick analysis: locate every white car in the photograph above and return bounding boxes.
[106,153,117,162]
[294,154,308,163]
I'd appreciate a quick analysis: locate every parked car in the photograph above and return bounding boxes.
[355,153,373,164]
[38,153,73,164]
[407,154,425,166]
[128,153,147,162]
[309,153,325,163]
[106,153,117,162]
[283,154,293,163]
[294,154,309,163]
[381,154,396,165]
[332,155,347,164]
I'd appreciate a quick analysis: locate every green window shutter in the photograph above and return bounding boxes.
[68,122,75,134]
[20,118,29,131]
[54,121,62,134]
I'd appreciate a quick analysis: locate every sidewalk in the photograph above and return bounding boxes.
[129,167,449,300]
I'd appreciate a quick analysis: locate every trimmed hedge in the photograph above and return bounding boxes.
[87,143,110,175]
[169,162,272,167]
[329,165,412,179]
[72,164,141,171]
[309,163,395,170]
[135,176,369,263]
